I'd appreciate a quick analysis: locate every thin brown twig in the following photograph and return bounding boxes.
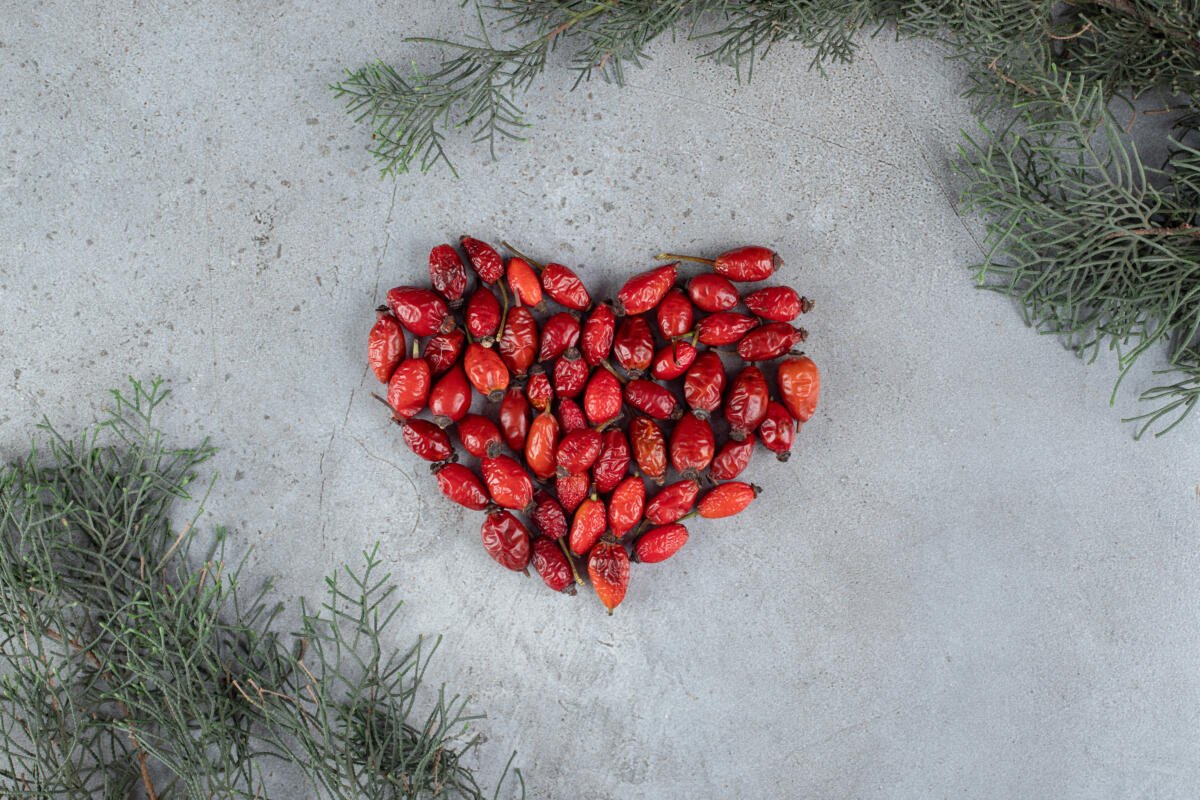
[986,56,1037,95]
[1047,20,1093,39]
[128,732,159,800]
[1106,223,1200,239]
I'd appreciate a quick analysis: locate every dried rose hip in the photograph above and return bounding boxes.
[569,492,606,556]
[481,507,531,571]
[499,385,531,451]
[607,475,645,538]
[433,463,490,510]
[461,236,504,285]
[539,312,581,363]
[592,428,630,493]
[613,316,655,376]
[556,428,603,476]
[615,263,677,316]
[398,418,452,463]
[463,342,510,402]
[386,345,432,419]
[697,481,760,518]
[725,365,769,441]
[743,286,810,322]
[659,245,781,282]
[556,471,590,513]
[686,273,739,313]
[525,409,560,481]
[683,351,725,418]
[541,261,591,311]
[651,341,696,381]
[669,411,715,478]
[386,286,454,337]
[656,288,694,339]
[506,256,545,311]
[633,523,688,563]
[456,413,503,459]
[581,302,616,366]
[525,367,554,412]
[736,322,806,362]
[497,306,538,376]
[777,355,820,423]
[466,287,502,345]
[532,536,575,592]
[428,364,472,428]
[758,400,796,461]
[429,244,468,307]
[557,398,587,433]
[696,312,758,347]
[645,479,699,525]
[710,437,754,481]
[424,330,465,377]
[531,490,569,540]
[583,368,623,427]
[588,538,630,614]
[629,416,667,485]
[624,379,682,421]
[368,308,405,383]
[552,349,588,399]
[482,455,534,512]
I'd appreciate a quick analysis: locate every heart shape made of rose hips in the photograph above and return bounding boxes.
[368,238,820,614]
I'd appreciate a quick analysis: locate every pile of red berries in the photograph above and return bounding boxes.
[368,238,820,613]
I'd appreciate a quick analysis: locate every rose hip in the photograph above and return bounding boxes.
[456,413,503,459]
[525,410,560,481]
[743,286,810,322]
[588,538,629,614]
[624,379,682,421]
[651,341,696,381]
[499,385,531,451]
[398,418,452,462]
[686,273,739,312]
[583,368,623,427]
[506,257,545,311]
[480,507,531,571]
[428,364,472,428]
[615,263,677,316]
[736,322,806,362]
[424,329,465,377]
[539,312,581,363]
[656,288,694,339]
[697,481,760,518]
[368,308,405,383]
[634,523,689,564]
[552,349,588,399]
[497,306,538,376]
[670,411,715,478]
[613,316,655,376]
[557,398,587,433]
[556,471,590,513]
[629,416,667,485]
[607,475,645,538]
[710,437,754,481]
[429,244,468,307]
[525,367,554,412]
[683,351,725,418]
[531,490,568,540]
[463,342,510,402]
[433,463,490,510]
[777,355,820,423]
[696,312,758,346]
[725,365,769,441]
[481,455,534,512]
[581,302,616,365]
[658,245,781,282]
[569,493,607,555]
[466,287,502,345]
[645,479,699,525]
[461,236,504,284]
[541,262,591,311]
[531,536,575,593]
[386,286,454,337]
[592,428,630,493]
[758,400,796,461]
[386,346,431,419]
[556,428,602,476]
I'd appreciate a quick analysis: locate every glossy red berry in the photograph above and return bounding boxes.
[615,263,677,316]
[386,286,455,337]
[399,418,453,462]
[525,410,560,481]
[456,413,503,459]
[777,355,820,423]
[497,306,538,377]
[588,538,630,614]
[461,236,504,284]
[531,490,568,540]
[525,367,554,412]
[386,351,431,420]
[697,481,761,518]
[463,342,510,402]
[743,286,810,321]
[506,257,545,311]
[556,398,587,433]
[498,385,531,451]
[612,316,655,376]
[624,379,682,421]
[581,302,616,366]
[433,463,490,510]
[683,351,725,418]
[656,288,694,339]
[686,273,739,312]
[531,536,575,592]
[481,508,531,571]
[633,523,689,564]
[429,243,468,307]
[583,368,623,427]
[538,312,581,363]
[555,471,590,513]
[758,400,796,461]
[629,416,667,485]
[736,322,806,361]
[696,312,758,347]
[607,475,645,538]
[552,349,588,399]
[710,437,754,481]
[424,330,465,377]
[644,479,699,525]
[481,455,534,512]
[724,365,769,441]
[569,493,606,556]
[661,246,780,282]
[428,364,472,428]
[465,287,502,345]
[669,411,715,478]
[541,261,591,311]
[368,309,405,383]
[650,341,696,381]
[556,428,602,476]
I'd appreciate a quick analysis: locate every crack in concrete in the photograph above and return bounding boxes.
[317,388,356,546]
[346,431,423,537]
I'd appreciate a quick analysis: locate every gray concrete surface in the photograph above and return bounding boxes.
[3,3,1199,798]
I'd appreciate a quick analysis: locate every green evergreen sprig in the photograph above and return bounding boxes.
[0,378,522,798]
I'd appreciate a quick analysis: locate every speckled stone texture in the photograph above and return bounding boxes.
[3,3,1199,798]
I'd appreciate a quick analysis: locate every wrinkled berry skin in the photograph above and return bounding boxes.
[736,322,806,361]
[634,523,689,564]
[461,236,504,284]
[698,481,760,518]
[463,342,510,401]
[582,303,616,366]
[607,475,645,538]
[651,341,696,381]
[428,365,472,428]
[525,410,560,480]
[532,536,575,592]
[557,398,587,433]
[592,429,630,494]
[645,479,699,525]
[499,386,531,451]
[424,330,465,377]
[713,245,781,282]
[481,508,531,571]
[368,310,405,383]
[725,366,770,441]
[584,368,623,428]
[456,413,503,459]
[386,356,431,419]
[615,263,677,316]
[539,312,582,363]
[743,286,809,321]
[777,356,820,423]
[656,288,694,339]
[612,317,655,376]
[507,257,545,311]
[400,418,452,462]
[386,286,454,337]
[710,437,754,481]
[670,411,715,478]
[553,349,589,399]
[758,400,796,461]
[429,243,468,307]
[569,494,606,556]
[687,273,739,313]
[466,287,502,345]
[588,539,630,614]
[624,379,682,421]
[629,416,667,485]
[542,262,591,310]
[556,471,590,513]
[683,351,725,418]
[696,312,758,347]
[556,428,602,476]
[433,463,490,510]
[482,455,535,511]
[498,306,538,376]
[531,490,568,540]
[525,368,554,412]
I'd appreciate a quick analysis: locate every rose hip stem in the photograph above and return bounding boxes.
[557,537,584,584]
[656,252,716,266]
[501,240,543,271]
